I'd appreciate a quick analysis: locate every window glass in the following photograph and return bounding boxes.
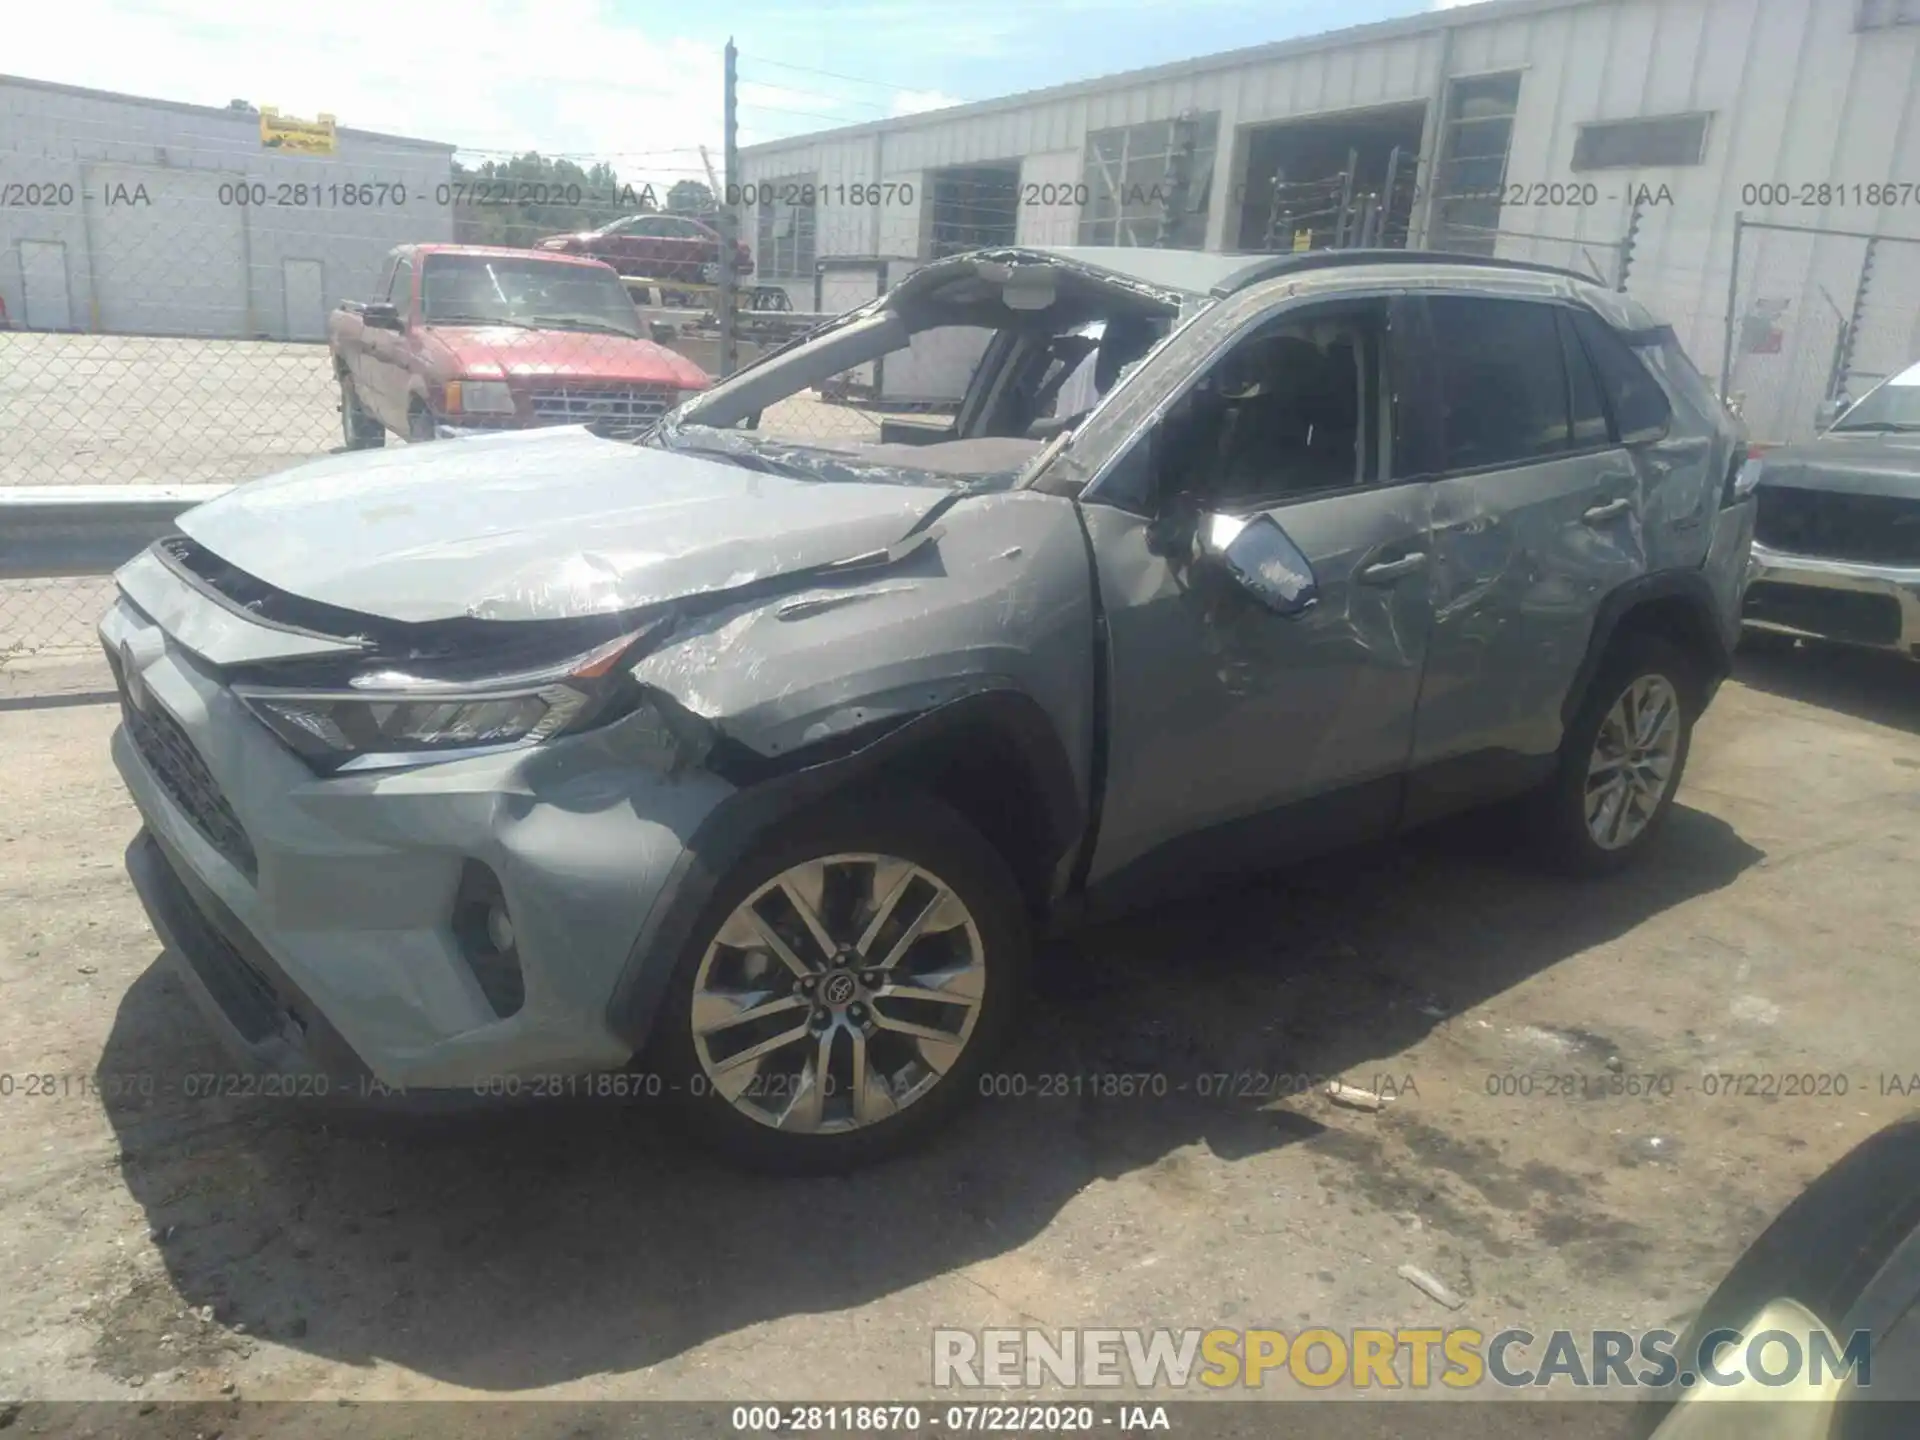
[386,259,412,304]
[756,177,818,278]
[1572,311,1672,442]
[1159,305,1385,508]
[1572,114,1709,170]
[1077,113,1219,249]
[1558,310,1611,447]
[1428,296,1572,470]
[1432,72,1522,256]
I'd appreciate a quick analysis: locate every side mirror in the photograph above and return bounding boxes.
[1199,512,1319,617]
[363,301,403,330]
[1815,395,1850,431]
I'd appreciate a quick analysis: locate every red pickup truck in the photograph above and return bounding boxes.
[329,244,710,447]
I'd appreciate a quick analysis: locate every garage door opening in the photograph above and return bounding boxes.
[1232,104,1426,253]
[925,162,1021,259]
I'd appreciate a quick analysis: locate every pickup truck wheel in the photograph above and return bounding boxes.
[651,793,1029,1174]
[1535,632,1699,877]
[339,378,385,450]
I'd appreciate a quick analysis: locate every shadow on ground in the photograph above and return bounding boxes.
[1733,641,1920,734]
[93,805,1762,1391]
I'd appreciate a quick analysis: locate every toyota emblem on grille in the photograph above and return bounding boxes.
[119,641,147,710]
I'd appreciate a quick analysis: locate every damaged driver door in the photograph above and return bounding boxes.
[1075,295,1435,908]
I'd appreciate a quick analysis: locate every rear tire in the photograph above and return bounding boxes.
[339,377,385,450]
[406,404,435,443]
[1535,632,1700,876]
[649,793,1030,1175]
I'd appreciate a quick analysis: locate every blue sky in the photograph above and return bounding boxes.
[10,0,1467,190]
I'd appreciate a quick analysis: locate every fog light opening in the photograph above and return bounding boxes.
[451,861,526,1019]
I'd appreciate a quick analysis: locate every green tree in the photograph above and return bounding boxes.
[448,153,658,247]
[666,179,715,215]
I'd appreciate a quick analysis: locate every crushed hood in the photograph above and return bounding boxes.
[176,428,952,624]
[1754,439,1920,501]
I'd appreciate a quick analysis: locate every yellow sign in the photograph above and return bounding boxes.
[259,106,337,155]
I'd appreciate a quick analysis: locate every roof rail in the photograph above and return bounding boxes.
[1212,248,1600,297]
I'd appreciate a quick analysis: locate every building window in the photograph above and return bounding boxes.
[756,177,817,279]
[1857,0,1920,28]
[1431,72,1522,257]
[1572,114,1710,170]
[1078,111,1219,248]
[926,163,1020,258]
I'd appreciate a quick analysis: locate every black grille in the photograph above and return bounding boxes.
[110,654,258,881]
[148,846,285,1044]
[1754,487,1920,565]
[1744,582,1904,647]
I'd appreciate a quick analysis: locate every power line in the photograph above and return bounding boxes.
[741,52,971,102]
[736,96,881,125]
[736,76,894,115]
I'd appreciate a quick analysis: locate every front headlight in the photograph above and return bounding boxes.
[235,629,652,773]
[446,379,515,416]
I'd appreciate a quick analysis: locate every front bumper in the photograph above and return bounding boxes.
[102,593,735,1090]
[1742,540,1920,655]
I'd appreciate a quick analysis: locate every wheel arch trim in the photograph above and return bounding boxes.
[604,687,1082,1051]
[1561,569,1733,729]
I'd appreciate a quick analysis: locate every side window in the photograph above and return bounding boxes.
[1571,310,1672,443]
[1557,310,1611,448]
[1160,301,1387,510]
[386,259,412,306]
[1428,296,1571,471]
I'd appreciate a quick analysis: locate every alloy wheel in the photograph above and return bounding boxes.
[690,853,987,1133]
[1584,674,1681,850]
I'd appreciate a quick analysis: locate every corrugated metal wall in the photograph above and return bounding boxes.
[739,0,1920,436]
[0,80,454,339]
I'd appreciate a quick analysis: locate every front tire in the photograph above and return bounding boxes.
[339,377,385,450]
[1537,632,1700,876]
[650,794,1029,1174]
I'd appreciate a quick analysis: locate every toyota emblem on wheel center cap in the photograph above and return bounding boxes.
[820,972,859,1007]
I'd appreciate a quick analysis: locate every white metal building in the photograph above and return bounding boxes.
[738,0,1920,440]
[0,75,455,340]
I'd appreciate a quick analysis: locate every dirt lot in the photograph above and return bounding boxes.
[0,642,1916,1429]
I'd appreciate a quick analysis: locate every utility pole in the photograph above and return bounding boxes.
[717,38,740,378]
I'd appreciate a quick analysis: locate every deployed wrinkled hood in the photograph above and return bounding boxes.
[176,428,951,624]
[1755,439,1920,501]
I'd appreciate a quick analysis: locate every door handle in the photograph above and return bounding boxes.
[1582,497,1632,524]
[1358,551,1430,585]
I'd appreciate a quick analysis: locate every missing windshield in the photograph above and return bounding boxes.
[662,255,1178,488]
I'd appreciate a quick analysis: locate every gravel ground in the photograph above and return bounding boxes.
[0,642,1916,1432]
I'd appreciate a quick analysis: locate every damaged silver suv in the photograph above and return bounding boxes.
[104,247,1756,1171]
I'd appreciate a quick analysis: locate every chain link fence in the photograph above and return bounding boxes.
[0,86,765,687]
[1723,217,1920,444]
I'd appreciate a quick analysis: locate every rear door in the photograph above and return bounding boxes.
[1406,294,1647,822]
[1079,295,1436,904]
